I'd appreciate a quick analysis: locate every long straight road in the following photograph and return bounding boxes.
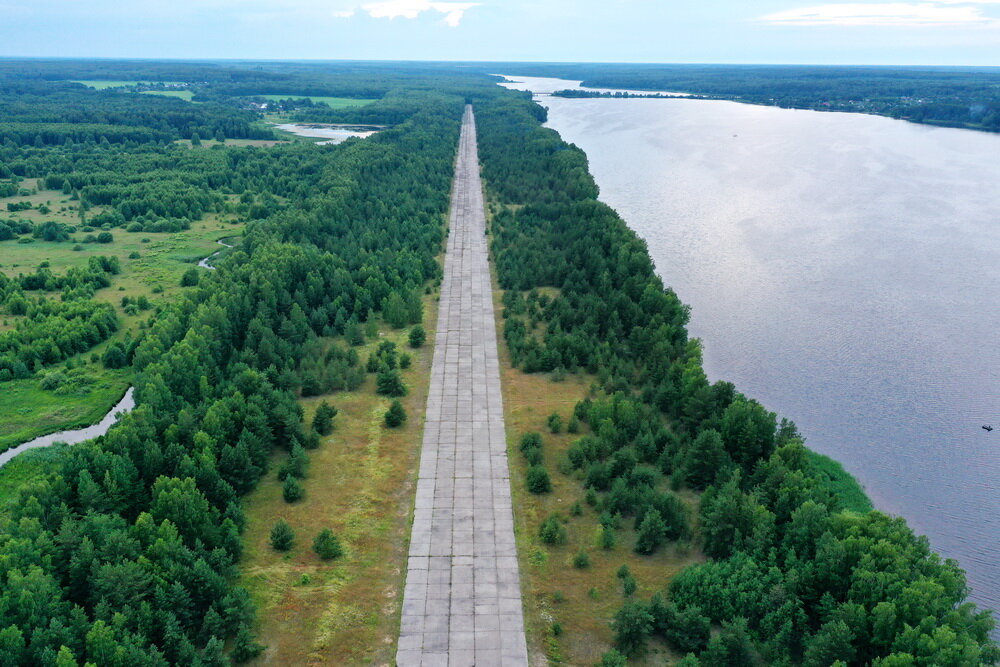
[396,106,528,666]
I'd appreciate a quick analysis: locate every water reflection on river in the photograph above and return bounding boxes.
[501,76,1000,616]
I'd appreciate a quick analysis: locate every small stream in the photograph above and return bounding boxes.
[198,238,235,270]
[0,388,135,468]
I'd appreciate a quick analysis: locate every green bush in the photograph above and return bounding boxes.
[270,520,294,551]
[547,413,563,433]
[408,325,426,348]
[376,368,406,396]
[180,267,200,287]
[282,476,305,503]
[526,465,551,494]
[312,529,344,560]
[384,399,407,428]
[538,515,567,545]
[312,401,337,435]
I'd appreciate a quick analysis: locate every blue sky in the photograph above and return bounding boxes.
[2,0,998,65]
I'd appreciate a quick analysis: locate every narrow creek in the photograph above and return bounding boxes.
[0,388,135,468]
[198,238,235,270]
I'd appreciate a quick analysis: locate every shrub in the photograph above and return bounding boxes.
[612,601,653,657]
[384,399,407,428]
[526,465,551,494]
[312,401,337,434]
[375,368,406,396]
[102,343,128,369]
[538,515,567,545]
[399,353,411,369]
[600,649,628,667]
[573,549,590,569]
[270,520,294,551]
[634,509,667,555]
[408,325,426,348]
[278,444,309,480]
[601,525,616,550]
[567,413,580,434]
[282,476,305,503]
[180,267,200,287]
[523,445,542,466]
[39,372,65,391]
[547,413,563,433]
[232,626,264,662]
[622,573,637,597]
[312,529,343,560]
[520,432,542,451]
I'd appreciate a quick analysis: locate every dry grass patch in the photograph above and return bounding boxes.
[242,297,437,665]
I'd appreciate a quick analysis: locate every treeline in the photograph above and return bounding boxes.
[552,90,682,100]
[475,94,999,664]
[0,71,469,664]
[493,64,1000,132]
[0,77,271,143]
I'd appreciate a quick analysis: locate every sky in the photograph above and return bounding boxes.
[1,0,999,65]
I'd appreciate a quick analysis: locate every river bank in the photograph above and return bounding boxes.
[0,387,135,468]
[501,74,1000,618]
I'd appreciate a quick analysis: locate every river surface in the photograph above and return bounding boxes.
[0,388,135,468]
[500,76,1000,616]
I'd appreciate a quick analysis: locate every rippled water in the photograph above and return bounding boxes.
[0,388,135,468]
[501,76,1000,616]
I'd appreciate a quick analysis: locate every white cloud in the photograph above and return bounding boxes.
[758,1,1000,26]
[362,0,479,26]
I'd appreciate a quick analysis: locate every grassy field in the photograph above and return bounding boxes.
[0,181,244,451]
[241,297,437,665]
[259,95,376,109]
[141,90,195,101]
[0,180,245,316]
[0,367,129,455]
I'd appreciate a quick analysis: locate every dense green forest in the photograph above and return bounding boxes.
[0,59,995,664]
[493,63,1000,132]
[0,59,487,663]
[474,93,999,663]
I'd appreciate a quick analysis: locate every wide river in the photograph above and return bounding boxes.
[501,76,1000,616]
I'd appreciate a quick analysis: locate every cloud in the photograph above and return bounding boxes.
[362,0,479,26]
[758,1,1000,26]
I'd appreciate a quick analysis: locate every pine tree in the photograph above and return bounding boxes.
[312,529,344,560]
[635,509,667,555]
[408,325,426,348]
[270,520,294,551]
[376,368,406,397]
[384,400,407,428]
[282,476,304,503]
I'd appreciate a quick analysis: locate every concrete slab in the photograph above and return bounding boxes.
[396,105,527,665]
